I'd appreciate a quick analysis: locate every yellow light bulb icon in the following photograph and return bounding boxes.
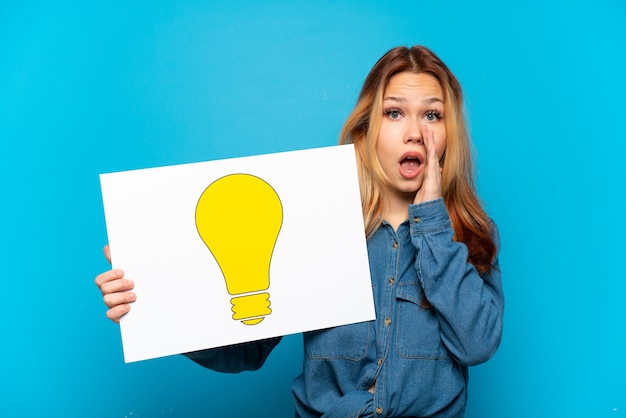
[195,174,283,325]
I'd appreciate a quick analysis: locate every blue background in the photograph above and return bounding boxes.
[1,1,624,416]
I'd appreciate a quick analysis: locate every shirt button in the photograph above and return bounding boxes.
[375,407,383,414]
[384,318,392,326]
[392,242,398,249]
[413,216,421,223]
[388,277,395,285]
[377,357,383,366]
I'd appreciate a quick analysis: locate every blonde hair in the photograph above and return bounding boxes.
[339,45,496,274]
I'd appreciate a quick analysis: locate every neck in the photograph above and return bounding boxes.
[381,188,415,231]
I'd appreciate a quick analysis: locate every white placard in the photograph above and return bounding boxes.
[100,144,375,363]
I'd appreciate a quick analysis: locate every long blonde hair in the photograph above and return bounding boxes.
[339,45,496,274]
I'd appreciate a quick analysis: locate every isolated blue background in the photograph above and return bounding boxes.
[1,1,624,417]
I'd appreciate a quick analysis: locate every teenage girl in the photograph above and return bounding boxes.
[96,45,504,418]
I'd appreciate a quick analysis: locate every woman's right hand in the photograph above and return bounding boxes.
[95,244,136,323]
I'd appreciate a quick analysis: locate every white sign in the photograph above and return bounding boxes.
[100,145,375,363]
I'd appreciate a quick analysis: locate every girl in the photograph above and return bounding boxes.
[96,45,504,418]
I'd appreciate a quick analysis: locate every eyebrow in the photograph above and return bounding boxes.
[383,96,444,104]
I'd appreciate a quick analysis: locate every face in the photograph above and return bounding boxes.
[375,71,447,201]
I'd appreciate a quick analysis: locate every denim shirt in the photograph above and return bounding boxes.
[185,198,504,418]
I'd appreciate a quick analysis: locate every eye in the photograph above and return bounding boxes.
[384,108,403,120]
[424,110,442,122]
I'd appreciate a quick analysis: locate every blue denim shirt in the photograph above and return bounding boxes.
[185,198,504,418]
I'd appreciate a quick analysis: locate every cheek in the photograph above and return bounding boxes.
[375,130,393,163]
[374,142,390,169]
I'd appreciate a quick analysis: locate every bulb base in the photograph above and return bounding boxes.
[230,292,271,325]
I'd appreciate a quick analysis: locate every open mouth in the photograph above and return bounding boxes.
[399,153,424,178]
[400,156,421,170]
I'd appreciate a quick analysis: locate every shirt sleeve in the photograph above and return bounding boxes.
[408,198,504,366]
[182,337,282,373]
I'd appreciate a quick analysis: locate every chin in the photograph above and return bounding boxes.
[398,180,422,195]
[386,179,422,200]
[395,187,419,201]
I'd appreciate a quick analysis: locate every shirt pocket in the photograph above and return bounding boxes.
[304,321,371,361]
[395,282,449,359]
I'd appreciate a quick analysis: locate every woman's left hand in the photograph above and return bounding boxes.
[413,125,442,204]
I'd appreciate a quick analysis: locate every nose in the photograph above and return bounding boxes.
[404,117,423,144]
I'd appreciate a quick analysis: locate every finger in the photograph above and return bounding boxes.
[414,125,442,205]
[99,276,135,296]
[103,244,112,264]
[95,268,125,289]
[106,303,132,324]
[103,289,136,309]
[422,125,440,172]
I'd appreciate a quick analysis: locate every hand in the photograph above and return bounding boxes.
[94,245,136,323]
[413,125,442,205]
